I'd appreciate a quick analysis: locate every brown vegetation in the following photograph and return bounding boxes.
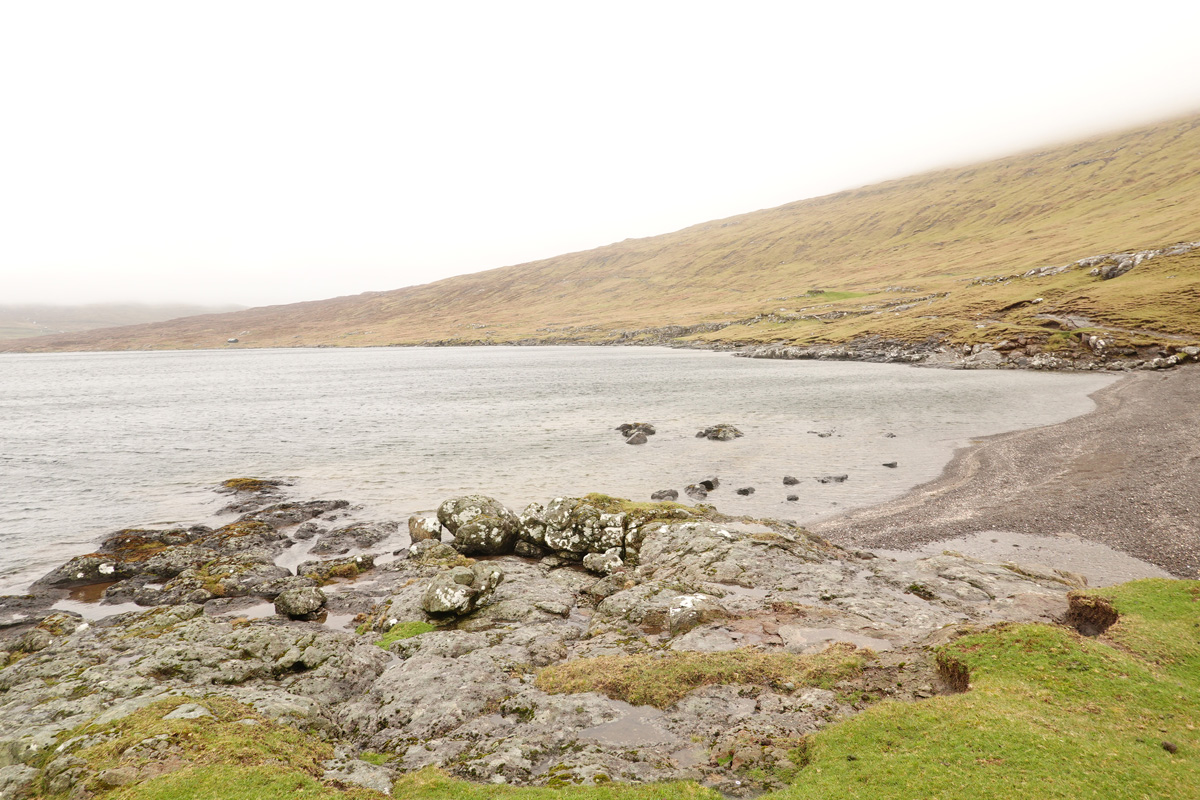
[5,113,1199,354]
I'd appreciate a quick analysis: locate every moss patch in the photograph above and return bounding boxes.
[376,620,437,649]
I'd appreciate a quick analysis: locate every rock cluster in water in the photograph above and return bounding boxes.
[0,481,1090,796]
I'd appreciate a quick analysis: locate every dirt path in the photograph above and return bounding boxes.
[812,365,1200,578]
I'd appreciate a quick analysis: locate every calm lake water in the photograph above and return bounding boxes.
[0,346,1116,593]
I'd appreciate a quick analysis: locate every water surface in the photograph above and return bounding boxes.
[0,346,1115,592]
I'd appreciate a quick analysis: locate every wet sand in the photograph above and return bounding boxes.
[813,365,1200,579]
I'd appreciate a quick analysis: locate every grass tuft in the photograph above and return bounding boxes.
[536,646,864,709]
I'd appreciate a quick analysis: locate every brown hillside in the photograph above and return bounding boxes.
[4,112,1199,354]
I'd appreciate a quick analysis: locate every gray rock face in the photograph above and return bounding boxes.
[438,496,520,555]
[237,500,349,530]
[310,521,396,556]
[695,424,743,441]
[421,563,504,616]
[275,587,328,619]
[650,489,679,501]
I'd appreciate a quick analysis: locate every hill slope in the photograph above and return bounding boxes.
[4,113,1199,356]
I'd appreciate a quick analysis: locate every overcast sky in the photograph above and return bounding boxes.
[3,1,1200,308]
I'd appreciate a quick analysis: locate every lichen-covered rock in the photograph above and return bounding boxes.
[540,498,625,556]
[407,516,442,543]
[582,548,624,576]
[274,586,327,619]
[668,593,729,636]
[437,496,520,555]
[517,502,548,547]
[421,563,504,616]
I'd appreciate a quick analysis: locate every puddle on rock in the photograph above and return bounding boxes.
[777,625,893,653]
[52,597,145,621]
[577,700,682,747]
[875,530,1171,587]
[322,612,358,632]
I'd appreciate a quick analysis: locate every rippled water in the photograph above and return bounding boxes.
[0,346,1116,593]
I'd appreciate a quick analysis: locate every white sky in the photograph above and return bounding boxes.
[3,1,1200,308]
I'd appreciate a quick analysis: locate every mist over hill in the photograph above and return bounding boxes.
[0,303,246,342]
[4,113,1198,357]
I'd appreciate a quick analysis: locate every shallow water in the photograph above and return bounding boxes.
[0,346,1115,593]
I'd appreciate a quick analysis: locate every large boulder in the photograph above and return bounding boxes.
[407,516,442,543]
[274,586,327,620]
[421,563,504,616]
[541,498,624,556]
[437,496,520,555]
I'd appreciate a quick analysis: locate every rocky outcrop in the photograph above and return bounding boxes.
[0,484,1097,796]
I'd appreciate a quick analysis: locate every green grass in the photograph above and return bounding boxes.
[535,646,864,709]
[107,766,379,800]
[376,620,437,648]
[764,578,1200,800]
[391,767,719,799]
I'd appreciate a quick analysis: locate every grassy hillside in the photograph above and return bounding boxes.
[4,113,1199,353]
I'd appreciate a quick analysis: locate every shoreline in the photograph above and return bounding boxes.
[811,364,1200,578]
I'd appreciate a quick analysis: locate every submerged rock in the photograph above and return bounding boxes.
[696,424,743,441]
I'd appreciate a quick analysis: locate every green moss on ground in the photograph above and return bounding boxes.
[376,620,437,649]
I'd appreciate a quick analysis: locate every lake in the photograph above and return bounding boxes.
[0,346,1116,593]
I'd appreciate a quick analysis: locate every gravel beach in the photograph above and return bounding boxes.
[812,364,1200,578]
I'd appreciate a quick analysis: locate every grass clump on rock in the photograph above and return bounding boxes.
[535,645,864,709]
[580,493,702,527]
[376,620,437,649]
